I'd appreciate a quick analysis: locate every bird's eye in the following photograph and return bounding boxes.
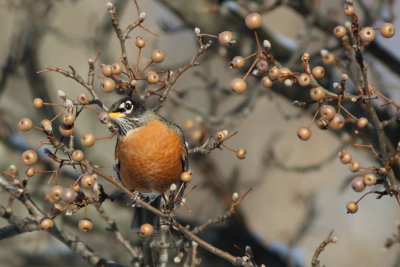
[124,101,133,112]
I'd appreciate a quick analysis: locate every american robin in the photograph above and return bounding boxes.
[108,97,188,232]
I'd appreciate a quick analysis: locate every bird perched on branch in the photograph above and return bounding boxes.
[109,97,188,232]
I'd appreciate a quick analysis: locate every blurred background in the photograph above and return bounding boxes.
[0,0,400,266]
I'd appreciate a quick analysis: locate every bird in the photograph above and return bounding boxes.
[108,97,188,232]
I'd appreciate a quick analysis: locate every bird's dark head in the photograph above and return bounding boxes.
[108,97,146,136]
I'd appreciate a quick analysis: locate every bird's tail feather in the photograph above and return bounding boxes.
[131,194,161,233]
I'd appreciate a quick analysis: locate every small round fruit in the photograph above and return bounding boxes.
[101,77,116,93]
[79,218,94,232]
[140,223,154,236]
[41,119,52,132]
[77,93,89,104]
[363,173,377,186]
[269,66,280,79]
[71,150,84,162]
[236,149,247,159]
[50,185,64,202]
[311,66,325,79]
[230,56,245,68]
[21,150,38,166]
[333,25,347,38]
[278,67,292,82]
[81,174,95,188]
[33,98,43,108]
[380,23,395,38]
[71,183,80,192]
[230,78,247,94]
[101,64,113,76]
[18,118,33,132]
[261,76,272,88]
[339,151,352,164]
[357,117,368,128]
[245,13,262,30]
[320,105,336,120]
[329,113,345,130]
[359,27,376,42]
[218,31,235,46]
[351,177,366,192]
[61,188,76,203]
[26,167,35,177]
[180,172,192,183]
[40,218,54,230]
[59,124,74,137]
[62,113,75,126]
[146,71,159,84]
[184,119,195,130]
[298,73,311,87]
[151,49,165,63]
[297,127,311,141]
[135,36,145,48]
[349,161,361,172]
[346,201,358,214]
[322,53,335,65]
[112,63,122,75]
[82,133,95,147]
[316,118,329,130]
[310,87,325,102]
[344,5,354,16]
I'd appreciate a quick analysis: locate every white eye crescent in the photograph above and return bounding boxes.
[124,101,133,114]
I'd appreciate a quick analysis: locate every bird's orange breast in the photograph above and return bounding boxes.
[115,119,184,193]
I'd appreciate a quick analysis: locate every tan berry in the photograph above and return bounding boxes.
[310,87,325,102]
[215,131,226,141]
[230,56,245,68]
[191,129,204,142]
[357,117,368,128]
[344,5,354,16]
[380,23,395,38]
[50,185,64,202]
[218,31,235,46]
[261,76,272,88]
[62,113,75,126]
[278,67,292,82]
[184,119,195,130]
[101,64,113,77]
[236,149,247,159]
[77,93,89,104]
[101,77,116,93]
[297,127,311,141]
[329,113,345,130]
[82,133,95,147]
[180,171,192,183]
[316,118,329,130]
[71,183,80,192]
[298,73,311,87]
[333,25,347,38]
[151,49,166,63]
[26,167,35,177]
[311,66,325,79]
[18,118,33,132]
[71,150,84,162]
[112,63,122,75]
[146,71,159,84]
[33,98,43,108]
[360,27,376,42]
[61,188,76,203]
[21,150,38,166]
[140,223,154,236]
[135,36,145,48]
[363,173,377,186]
[40,119,52,132]
[40,218,54,230]
[79,218,94,232]
[59,124,74,137]
[269,66,280,79]
[351,177,366,192]
[322,53,335,65]
[81,174,95,188]
[245,13,262,30]
[349,161,361,172]
[320,105,336,120]
[339,151,352,164]
[230,78,247,94]
[346,201,358,214]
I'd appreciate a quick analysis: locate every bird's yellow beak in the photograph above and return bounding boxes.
[109,112,123,118]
